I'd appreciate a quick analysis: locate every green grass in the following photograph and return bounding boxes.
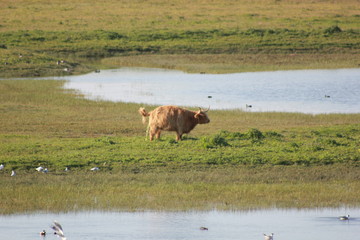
[0,0,359,76]
[1,126,359,171]
[1,167,360,214]
[0,0,360,213]
[0,79,360,214]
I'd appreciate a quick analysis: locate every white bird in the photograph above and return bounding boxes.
[51,220,66,240]
[264,233,274,240]
[36,166,44,172]
[11,170,16,176]
[64,167,69,172]
[90,167,99,171]
[339,214,350,220]
[0,164,4,170]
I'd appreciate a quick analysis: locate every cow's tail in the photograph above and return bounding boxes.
[138,107,150,124]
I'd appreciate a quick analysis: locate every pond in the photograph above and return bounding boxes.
[1,208,359,240]
[54,68,360,114]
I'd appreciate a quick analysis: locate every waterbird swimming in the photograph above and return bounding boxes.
[40,230,46,236]
[51,220,66,240]
[200,227,208,230]
[264,233,274,240]
[339,214,350,220]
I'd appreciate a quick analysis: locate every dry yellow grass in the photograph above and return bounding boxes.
[1,0,359,32]
[1,0,359,77]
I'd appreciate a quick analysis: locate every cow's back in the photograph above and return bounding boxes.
[149,106,188,131]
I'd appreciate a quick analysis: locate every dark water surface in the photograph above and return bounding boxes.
[1,208,359,240]
[56,68,360,114]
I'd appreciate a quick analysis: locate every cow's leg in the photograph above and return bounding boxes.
[155,130,161,139]
[176,132,182,141]
[149,127,157,141]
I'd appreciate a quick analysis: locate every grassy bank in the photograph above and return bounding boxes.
[0,80,360,213]
[103,53,360,74]
[0,0,359,77]
[1,166,360,214]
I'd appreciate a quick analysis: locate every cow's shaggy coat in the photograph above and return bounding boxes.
[139,105,210,141]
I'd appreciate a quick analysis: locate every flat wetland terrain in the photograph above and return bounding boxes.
[0,0,360,214]
[0,0,359,76]
[1,80,360,214]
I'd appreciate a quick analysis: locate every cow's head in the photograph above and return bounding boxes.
[195,107,210,124]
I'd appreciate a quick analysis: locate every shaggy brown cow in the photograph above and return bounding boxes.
[138,105,210,141]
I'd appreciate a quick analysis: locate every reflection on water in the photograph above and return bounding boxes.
[56,68,360,114]
[1,208,359,240]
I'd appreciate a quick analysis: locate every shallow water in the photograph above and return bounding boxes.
[56,68,360,114]
[1,208,359,240]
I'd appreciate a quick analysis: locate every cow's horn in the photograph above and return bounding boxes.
[199,106,210,112]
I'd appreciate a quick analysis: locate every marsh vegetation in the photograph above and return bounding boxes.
[1,0,359,214]
[0,0,359,77]
[0,80,359,214]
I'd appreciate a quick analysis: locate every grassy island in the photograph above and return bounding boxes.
[0,80,359,214]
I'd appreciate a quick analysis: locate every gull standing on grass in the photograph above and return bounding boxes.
[0,164,4,170]
[36,166,44,172]
[11,170,16,176]
[51,221,66,240]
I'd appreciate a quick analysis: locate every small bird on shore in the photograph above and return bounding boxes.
[11,170,16,176]
[51,220,66,240]
[264,233,274,240]
[90,167,99,171]
[339,214,350,220]
[36,166,44,172]
[40,230,46,236]
[0,164,4,170]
